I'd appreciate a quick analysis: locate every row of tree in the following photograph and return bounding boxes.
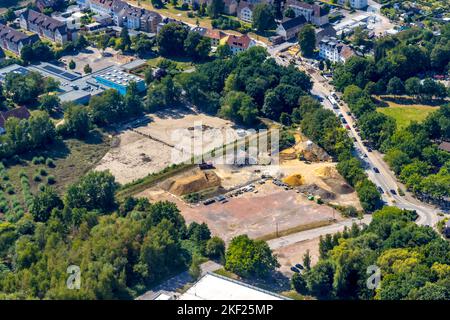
[292,206,450,300]
[333,25,450,98]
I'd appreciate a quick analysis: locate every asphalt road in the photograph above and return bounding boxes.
[270,50,442,230]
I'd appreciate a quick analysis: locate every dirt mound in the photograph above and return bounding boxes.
[322,179,354,195]
[314,166,338,178]
[168,170,221,196]
[297,184,336,200]
[283,174,304,186]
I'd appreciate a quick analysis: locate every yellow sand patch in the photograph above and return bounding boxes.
[314,166,338,178]
[283,174,305,186]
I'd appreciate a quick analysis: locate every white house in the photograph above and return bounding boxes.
[237,1,254,23]
[319,37,355,63]
[337,0,368,9]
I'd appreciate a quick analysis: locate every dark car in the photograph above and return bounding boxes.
[367,148,373,152]
[390,189,397,195]
[377,186,384,194]
[373,167,380,173]
[295,264,304,270]
[290,266,300,273]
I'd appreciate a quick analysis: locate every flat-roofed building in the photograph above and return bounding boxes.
[94,68,146,95]
[178,273,288,300]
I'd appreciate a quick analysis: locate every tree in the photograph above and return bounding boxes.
[60,103,91,138]
[68,60,76,70]
[75,35,88,50]
[30,187,63,222]
[356,179,381,212]
[387,77,405,96]
[306,260,335,299]
[38,94,60,113]
[220,91,258,125]
[252,4,276,33]
[119,27,132,51]
[83,64,92,74]
[205,236,225,259]
[65,171,117,211]
[151,0,163,8]
[184,31,211,61]
[157,23,188,56]
[207,0,224,19]
[405,77,421,97]
[303,249,311,271]
[298,24,316,57]
[292,273,308,294]
[225,235,279,278]
[284,8,295,18]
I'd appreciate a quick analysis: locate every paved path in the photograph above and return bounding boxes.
[268,215,372,250]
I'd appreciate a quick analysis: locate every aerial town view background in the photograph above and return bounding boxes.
[0,0,448,302]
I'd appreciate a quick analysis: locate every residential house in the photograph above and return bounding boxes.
[0,106,31,134]
[337,0,367,9]
[438,141,450,153]
[238,1,254,23]
[319,37,355,63]
[20,9,69,44]
[0,23,39,54]
[223,0,238,15]
[285,0,329,26]
[224,34,255,54]
[276,15,307,40]
[205,29,226,47]
[36,0,64,12]
[315,24,336,46]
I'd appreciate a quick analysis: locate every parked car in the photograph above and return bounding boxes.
[390,189,397,195]
[295,264,304,270]
[290,266,300,273]
[373,167,380,173]
[377,186,384,194]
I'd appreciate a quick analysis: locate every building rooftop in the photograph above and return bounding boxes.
[279,15,307,31]
[438,141,450,153]
[178,273,288,300]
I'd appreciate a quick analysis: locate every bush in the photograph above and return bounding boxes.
[32,156,45,165]
[47,175,56,185]
[2,174,9,181]
[6,186,15,195]
[38,168,48,176]
[38,183,46,192]
[46,158,55,168]
[292,273,308,295]
[19,170,28,178]
[33,174,42,182]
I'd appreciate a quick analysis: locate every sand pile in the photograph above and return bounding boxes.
[169,171,221,196]
[283,174,304,186]
[314,166,338,178]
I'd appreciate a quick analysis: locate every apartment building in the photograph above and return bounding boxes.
[20,9,68,44]
[285,0,329,26]
[0,23,39,54]
[337,0,368,9]
[237,1,254,23]
[225,34,255,54]
[319,37,355,63]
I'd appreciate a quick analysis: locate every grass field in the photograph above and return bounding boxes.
[377,102,439,129]
[3,130,111,211]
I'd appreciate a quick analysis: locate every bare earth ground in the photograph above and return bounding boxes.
[139,181,342,242]
[95,109,243,184]
[274,237,320,276]
[59,47,123,74]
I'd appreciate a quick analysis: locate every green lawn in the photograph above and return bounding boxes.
[377,104,439,129]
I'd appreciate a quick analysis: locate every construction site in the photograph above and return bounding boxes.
[135,129,361,242]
